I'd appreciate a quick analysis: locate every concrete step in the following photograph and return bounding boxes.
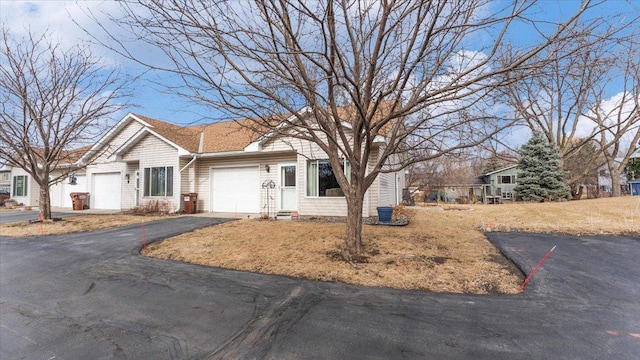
[276,211,299,220]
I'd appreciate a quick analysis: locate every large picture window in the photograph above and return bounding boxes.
[12,175,27,197]
[306,159,350,197]
[143,167,173,197]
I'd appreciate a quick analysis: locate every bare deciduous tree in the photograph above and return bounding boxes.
[422,152,486,186]
[501,18,637,189]
[586,34,640,196]
[563,139,602,198]
[94,0,597,257]
[0,27,130,219]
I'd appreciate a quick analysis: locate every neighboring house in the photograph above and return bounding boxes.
[628,148,640,196]
[597,158,629,196]
[626,148,640,180]
[0,164,11,192]
[7,166,39,207]
[43,109,404,216]
[630,179,640,196]
[417,166,518,204]
[481,165,518,203]
[4,148,89,208]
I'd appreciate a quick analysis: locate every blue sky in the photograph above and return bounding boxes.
[1,0,638,136]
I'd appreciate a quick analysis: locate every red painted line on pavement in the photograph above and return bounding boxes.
[519,245,556,293]
[142,221,147,255]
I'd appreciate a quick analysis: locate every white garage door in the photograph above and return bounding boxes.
[50,175,87,208]
[93,172,122,210]
[211,166,260,213]
[61,176,87,208]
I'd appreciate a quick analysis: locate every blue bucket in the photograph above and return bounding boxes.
[377,206,393,222]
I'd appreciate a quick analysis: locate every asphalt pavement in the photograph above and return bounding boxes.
[1,217,638,359]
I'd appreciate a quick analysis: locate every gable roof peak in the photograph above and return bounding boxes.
[483,164,518,176]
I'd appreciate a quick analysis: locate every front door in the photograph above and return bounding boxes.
[280,164,297,211]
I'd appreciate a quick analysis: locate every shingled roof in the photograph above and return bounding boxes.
[28,146,92,165]
[132,114,201,152]
[132,114,262,154]
[131,101,396,155]
[193,119,262,153]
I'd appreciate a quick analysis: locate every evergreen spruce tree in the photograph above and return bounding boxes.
[514,133,571,202]
[482,154,503,175]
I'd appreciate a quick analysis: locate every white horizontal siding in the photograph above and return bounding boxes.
[377,172,396,208]
[9,167,39,207]
[126,135,179,211]
[92,121,144,164]
[290,136,380,217]
[255,128,405,217]
[121,162,139,209]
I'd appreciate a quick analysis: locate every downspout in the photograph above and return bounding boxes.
[179,155,197,173]
[179,132,204,173]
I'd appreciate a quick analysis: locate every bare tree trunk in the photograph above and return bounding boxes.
[343,184,365,259]
[39,184,52,220]
[610,171,622,197]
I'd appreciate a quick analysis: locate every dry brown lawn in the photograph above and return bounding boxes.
[146,196,640,294]
[0,214,169,237]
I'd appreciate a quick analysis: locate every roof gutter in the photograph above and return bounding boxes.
[195,150,295,158]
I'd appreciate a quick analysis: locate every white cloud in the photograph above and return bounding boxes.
[586,91,640,150]
[1,1,129,65]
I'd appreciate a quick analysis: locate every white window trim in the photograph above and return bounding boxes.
[143,166,174,197]
[305,159,350,198]
[502,191,513,199]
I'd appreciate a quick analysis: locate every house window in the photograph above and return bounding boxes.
[143,167,173,197]
[306,159,350,197]
[1,172,9,181]
[497,175,515,184]
[13,175,27,197]
[502,192,513,200]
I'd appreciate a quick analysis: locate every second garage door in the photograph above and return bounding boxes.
[93,172,122,210]
[211,166,260,213]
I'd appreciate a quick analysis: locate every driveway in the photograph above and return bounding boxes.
[1,218,638,359]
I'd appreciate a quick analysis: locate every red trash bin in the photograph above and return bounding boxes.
[70,192,90,210]
[182,193,198,214]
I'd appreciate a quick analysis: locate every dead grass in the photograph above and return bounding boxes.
[146,211,521,294]
[146,197,640,294]
[0,215,168,237]
[466,196,640,235]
